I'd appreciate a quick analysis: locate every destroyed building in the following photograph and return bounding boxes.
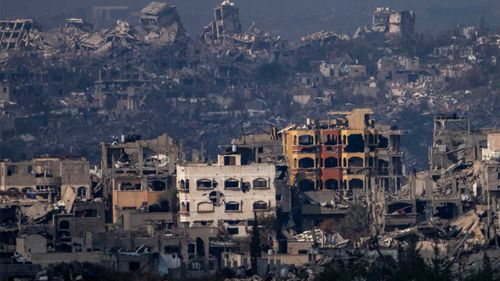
[139,2,188,44]
[0,19,34,49]
[371,7,415,37]
[429,114,485,174]
[176,152,277,237]
[280,108,407,229]
[202,0,242,43]
[281,108,404,192]
[100,133,182,223]
[220,129,284,164]
[0,157,91,200]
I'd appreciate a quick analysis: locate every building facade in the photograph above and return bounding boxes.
[101,133,182,223]
[281,108,404,193]
[0,157,91,200]
[177,153,276,237]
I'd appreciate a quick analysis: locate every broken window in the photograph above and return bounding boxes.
[348,157,364,168]
[378,135,389,149]
[435,202,459,219]
[298,157,314,168]
[21,187,34,194]
[345,134,364,153]
[180,180,187,190]
[298,135,314,145]
[348,179,364,189]
[227,227,239,235]
[59,220,70,230]
[181,202,190,213]
[224,179,239,189]
[7,165,16,176]
[77,186,87,197]
[225,201,240,211]
[7,188,19,195]
[324,134,336,145]
[196,238,205,256]
[188,243,195,254]
[324,157,338,168]
[253,201,268,210]
[149,180,166,191]
[224,156,236,165]
[325,179,339,190]
[120,183,141,191]
[253,178,268,188]
[378,159,390,175]
[148,203,161,212]
[196,179,213,189]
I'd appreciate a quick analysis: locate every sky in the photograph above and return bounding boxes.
[0,0,499,39]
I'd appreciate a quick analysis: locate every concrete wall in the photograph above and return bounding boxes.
[177,161,276,237]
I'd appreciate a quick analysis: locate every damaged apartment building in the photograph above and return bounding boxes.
[100,133,182,224]
[0,157,91,200]
[280,108,408,230]
[139,1,188,45]
[176,152,277,237]
[422,114,487,219]
[202,0,242,43]
[0,19,37,49]
[371,7,415,37]
[0,156,102,271]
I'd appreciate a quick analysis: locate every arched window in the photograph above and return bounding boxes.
[348,157,364,168]
[225,201,240,212]
[253,201,268,210]
[298,135,314,145]
[324,157,338,168]
[197,202,214,213]
[349,179,364,189]
[298,157,314,168]
[224,179,239,189]
[21,187,34,193]
[7,188,19,195]
[196,179,213,189]
[253,178,268,188]
[325,179,339,190]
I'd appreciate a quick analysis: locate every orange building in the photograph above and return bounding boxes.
[281,108,403,192]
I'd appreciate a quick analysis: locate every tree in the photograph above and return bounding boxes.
[323,204,372,242]
[250,212,261,274]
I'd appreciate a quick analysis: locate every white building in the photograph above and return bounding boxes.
[176,153,276,237]
[482,132,500,161]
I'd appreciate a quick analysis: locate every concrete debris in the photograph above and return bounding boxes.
[20,203,53,222]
